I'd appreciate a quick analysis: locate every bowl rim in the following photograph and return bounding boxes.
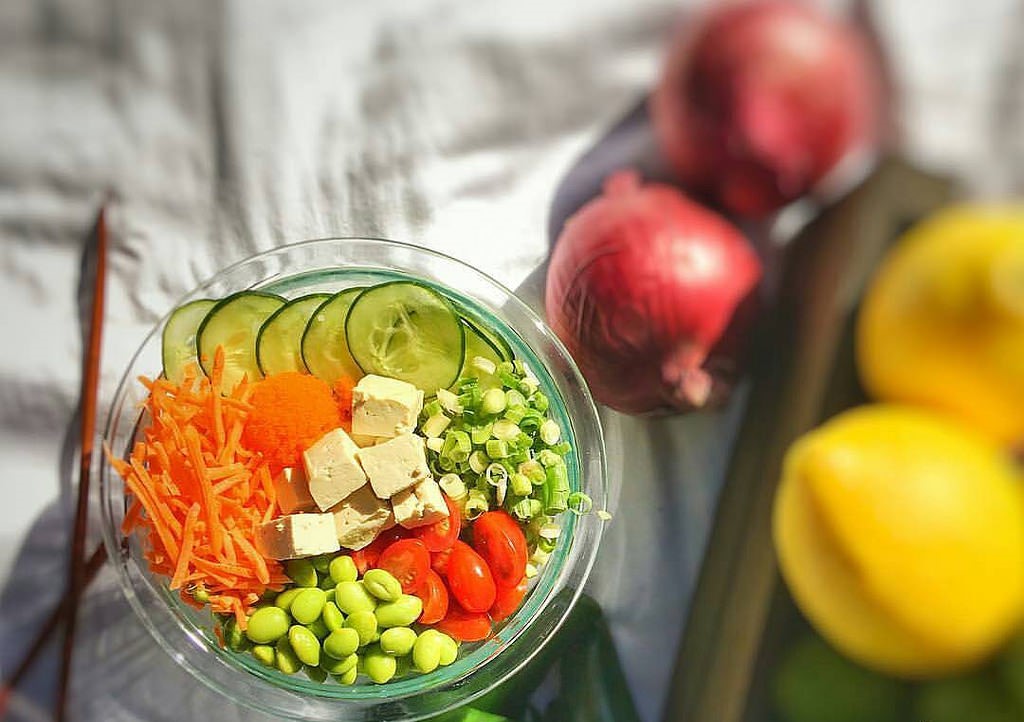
[97,236,608,720]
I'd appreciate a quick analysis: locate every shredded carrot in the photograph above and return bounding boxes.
[105,352,285,629]
[332,376,356,431]
[241,372,342,472]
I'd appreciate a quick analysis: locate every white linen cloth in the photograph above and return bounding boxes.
[1,0,1020,720]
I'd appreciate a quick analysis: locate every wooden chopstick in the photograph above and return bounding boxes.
[55,204,110,721]
[0,543,107,716]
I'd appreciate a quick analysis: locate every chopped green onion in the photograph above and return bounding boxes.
[531,392,549,412]
[421,413,451,438]
[470,356,497,377]
[481,388,506,415]
[442,430,472,463]
[491,419,520,441]
[538,522,561,540]
[436,388,463,414]
[485,462,508,484]
[519,460,545,484]
[537,536,557,553]
[423,400,443,418]
[426,437,445,453]
[468,450,489,474]
[464,489,489,520]
[510,472,532,497]
[543,463,569,514]
[549,441,572,456]
[458,387,482,410]
[539,419,561,445]
[537,449,562,468]
[520,375,540,394]
[597,510,613,521]
[470,423,492,445]
[439,473,467,499]
[485,439,509,459]
[505,389,527,409]
[567,492,593,515]
[525,563,538,579]
[503,406,526,424]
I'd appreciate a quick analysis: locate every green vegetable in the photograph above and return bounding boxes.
[322,601,345,632]
[336,664,359,685]
[222,617,250,652]
[274,637,303,675]
[161,299,216,385]
[412,630,443,674]
[345,610,379,647]
[379,627,418,657]
[285,559,319,588]
[288,625,321,667]
[306,617,330,640]
[363,645,398,684]
[305,665,328,683]
[324,628,361,660]
[274,588,303,613]
[245,606,290,644]
[256,294,331,376]
[334,580,377,615]
[374,595,423,628]
[363,569,403,602]
[437,633,459,666]
[196,291,285,391]
[301,288,364,384]
[322,652,359,676]
[329,555,359,584]
[252,644,276,667]
[290,588,327,625]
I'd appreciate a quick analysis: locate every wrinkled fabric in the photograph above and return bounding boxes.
[1,1,1021,720]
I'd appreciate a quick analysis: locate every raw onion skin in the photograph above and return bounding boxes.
[545,170,762,415]
[651,0,880,217]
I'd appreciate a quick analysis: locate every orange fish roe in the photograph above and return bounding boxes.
[333,376,356,430]
[242,372,342,472]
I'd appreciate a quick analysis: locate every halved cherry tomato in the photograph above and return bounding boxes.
[414,495,462,552]
[471,511,527,589]
[446,541,496,613]
[436,603,492,642]
[417,569,449,624]
[431,547,452,577]
[377,539,430,594]
[488,576,528,623]
[352,526,410,574]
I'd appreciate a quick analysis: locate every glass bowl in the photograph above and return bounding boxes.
[97,238,608,721]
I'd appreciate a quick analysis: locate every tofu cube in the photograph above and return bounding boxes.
[352,375,424,439]
[392,477,449,529]
[272,467,316,515]
[303,428,367,511]
[357,432,431,499]
[330,484,395,550]
[351,432,388,448]
[255,513,340,560]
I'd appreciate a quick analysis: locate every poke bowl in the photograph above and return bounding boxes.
[97,238,608,721]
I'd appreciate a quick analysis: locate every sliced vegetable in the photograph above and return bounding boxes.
[472,511,528,590]
[256,294,330,376]
[301,288,364,384]
[197,292,286,392]
[418,569,450,625]
[458,317,511,389]
[345,281,465,392]
[447,541,497,614]
[376,539,431,594]
[414,495,462,552]
[162,299,216,385]
[436,604,492,642]
[489,577,528,623]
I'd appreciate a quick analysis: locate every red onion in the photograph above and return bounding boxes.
[650,0,880,217]
[545,170,762,415]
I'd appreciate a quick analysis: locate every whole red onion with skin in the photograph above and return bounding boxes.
[545,171,762,415]
[651,0,880,217]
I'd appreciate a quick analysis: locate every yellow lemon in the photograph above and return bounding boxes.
[774,405,1024,678]
[857,205,1024,446]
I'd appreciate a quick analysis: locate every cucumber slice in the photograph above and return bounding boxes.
[301,288,365,384]
[196,291,285,392]
[345,281,465,392]
[256,294,331,376]
[162,299,216,385]
[458,318,506,389]
[460,310,513,363]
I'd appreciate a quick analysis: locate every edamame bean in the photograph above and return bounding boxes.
[310,554,332,574]
[412,630,442,674]
[336,664,358,685]
[334,581,377,615]
[275,638,302,675]
[394,655,411,678]
[252,644,276,667]
[363,569,402,602]
[289,625,321,667]
[374,595,423,628]
[436,632,459,666]
[307,617,330,640]
[379,627,417,657]
[324,628,360,660]
[325,589,336,604]
[344,610,378,647]
[285,559,318,588]
[223,618,249,652]
[322,601,345,632]
[363,645,397,684]
[329,555,358,584]
[305,665,328,683]
[319,573,337,591]
[291,588,327,625]
[321,652,358,676]
[246,606,290,644]
[274,588,303,612]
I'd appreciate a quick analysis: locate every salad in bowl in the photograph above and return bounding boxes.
[99,238,607,721]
